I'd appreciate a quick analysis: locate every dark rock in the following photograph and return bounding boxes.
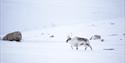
[50,35,54,38]
[41,33,44,35]
[110,22,115,25]
[3,31,22,42]
[104,48,114,50]
[123,33,125,35]
[91,24,96,27]
[109,34,118,36]
[90,35,101,40]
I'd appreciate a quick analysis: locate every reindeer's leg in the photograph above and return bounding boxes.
[84,44,88,51]
[86,43,92,50]
[88,45,92,50]
[85,47,87,50]
[75,44,78,50]
[71,46,73,49]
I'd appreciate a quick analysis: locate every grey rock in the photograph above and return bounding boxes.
[3,31,22,42]
[90,35,101,40]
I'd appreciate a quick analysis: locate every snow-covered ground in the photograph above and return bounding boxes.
[0,17,125,63]
[0,0,125,63]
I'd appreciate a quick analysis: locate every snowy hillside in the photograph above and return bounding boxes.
[0,0,124,35]
[0,18,125,63]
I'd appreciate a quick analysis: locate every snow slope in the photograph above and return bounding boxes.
[0,18,125,63]
[0,0,124,34]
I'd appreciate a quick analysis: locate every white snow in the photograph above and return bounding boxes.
[0,0,125,63]
[0,18,125,63]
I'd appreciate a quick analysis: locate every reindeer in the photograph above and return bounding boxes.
[66,36,92,50]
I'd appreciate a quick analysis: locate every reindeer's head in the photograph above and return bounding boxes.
[66,36,71,43]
